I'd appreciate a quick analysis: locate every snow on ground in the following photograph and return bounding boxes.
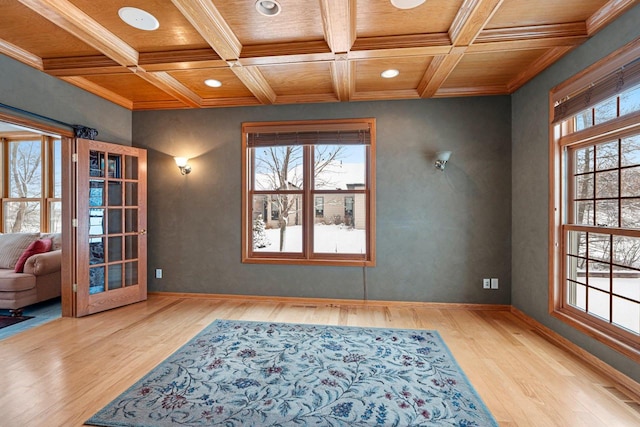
[255,224,366,254]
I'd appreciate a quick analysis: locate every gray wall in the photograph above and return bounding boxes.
[0,54,131,144]
[512,4,640,383]
[133,96,512,304]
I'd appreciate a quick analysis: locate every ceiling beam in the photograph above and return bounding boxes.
[135,71,202,108]
[170,0,242,61]
[61,76,133,109]
[18,0,138,66]
[139,49,225,72]
[475,22,587,44]
[420,0,503,99]
[231,65,277,104]
[240,41,333,66]
[43,55,128,76]
[506,46,575,92]
[434,85,508,97]
[418,47,466,98]
[0,39,43,70]
[331,56,352,101]
[351,33,450,54]
[587,0,639,35]
[468,36,588,54]
[319,0,356,54]
[449,0,504,46]
[275,94,339,105]
[351,89,421,102]
[133,100,192,111]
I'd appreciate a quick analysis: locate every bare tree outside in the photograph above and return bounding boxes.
[253,144,346,251]
[8,140,42,232]
[572,86,640,272]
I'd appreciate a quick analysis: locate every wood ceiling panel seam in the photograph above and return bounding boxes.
[17,0,139,66]
[0,38,43,70]
[170,0,242,61]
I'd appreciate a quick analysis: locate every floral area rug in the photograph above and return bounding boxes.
[86,320,498,427]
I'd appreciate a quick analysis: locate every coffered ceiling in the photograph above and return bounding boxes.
[0,0,637,110]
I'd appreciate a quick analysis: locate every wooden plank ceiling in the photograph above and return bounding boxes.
[0,0,637,110]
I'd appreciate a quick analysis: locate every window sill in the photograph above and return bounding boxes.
[551,308,640,364]
[242,256,375,267]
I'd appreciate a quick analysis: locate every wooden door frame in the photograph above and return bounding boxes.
[61,137,75,317]
[0,112,75,316]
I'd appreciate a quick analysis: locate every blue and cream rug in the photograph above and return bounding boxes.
[86,320,498,426]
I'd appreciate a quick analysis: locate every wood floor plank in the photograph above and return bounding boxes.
[0,294,638,426]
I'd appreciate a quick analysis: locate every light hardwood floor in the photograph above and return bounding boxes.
[0,294,638,426]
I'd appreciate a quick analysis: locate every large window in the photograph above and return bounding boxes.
[1,135,62,233]
[550,40,640,361]
[242,119,375,266]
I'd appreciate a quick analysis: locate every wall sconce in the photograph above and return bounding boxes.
[174,157,192,175]
[434,151,452,171]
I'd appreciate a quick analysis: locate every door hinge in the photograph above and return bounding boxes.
[72,218,78,227]
[72,283,77,293]
[72,153,78,162]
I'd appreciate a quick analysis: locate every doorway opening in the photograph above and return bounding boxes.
[0,113,72,319]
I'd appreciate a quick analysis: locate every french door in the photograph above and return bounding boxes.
[74,139,147,317]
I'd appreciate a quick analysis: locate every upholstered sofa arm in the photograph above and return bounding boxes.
[23,250,62,276]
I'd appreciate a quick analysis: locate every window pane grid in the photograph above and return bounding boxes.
[554,45,640,357]
[244,120,374,265]
[1,136,61,233]
[564,229,640,335]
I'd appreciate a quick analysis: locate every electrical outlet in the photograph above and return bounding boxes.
[155,269,163,279]
[490,278,499,289]
[483,278,491,289]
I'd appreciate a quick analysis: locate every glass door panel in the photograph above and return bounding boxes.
[76,140,147,316]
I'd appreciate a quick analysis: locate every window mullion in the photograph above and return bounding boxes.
[304,145,313,258]
[40,136,46,231]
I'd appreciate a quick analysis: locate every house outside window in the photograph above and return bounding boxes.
[315,196,324,218]
[1,136,61,233]
[242,118,376,266]
[550,41,640,362]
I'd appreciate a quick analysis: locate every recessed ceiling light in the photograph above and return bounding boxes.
[118,7,159,31]
[390,0,427,9]
[255,0,281,16]
[381,69,400,79]
[204,79,222,88]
